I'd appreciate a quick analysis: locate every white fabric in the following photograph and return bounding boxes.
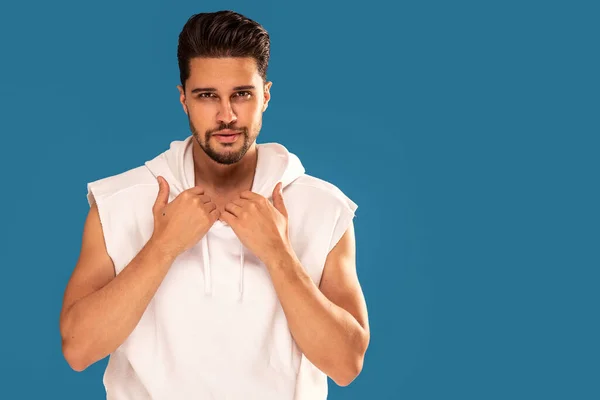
[86,135,358,400]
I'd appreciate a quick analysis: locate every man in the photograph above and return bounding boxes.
[59,10,369,400]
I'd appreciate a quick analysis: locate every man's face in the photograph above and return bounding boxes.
[177,57,271,165]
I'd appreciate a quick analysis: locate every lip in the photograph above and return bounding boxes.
[213,131,241,143]
[213,129,242,136]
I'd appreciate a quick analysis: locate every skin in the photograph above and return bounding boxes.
[177,57,270,211]
[59,56,369,386]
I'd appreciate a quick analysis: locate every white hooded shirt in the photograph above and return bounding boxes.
[86,135,358,399]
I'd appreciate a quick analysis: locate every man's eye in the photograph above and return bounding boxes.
[198,93,216,98]
[234,91,252,98]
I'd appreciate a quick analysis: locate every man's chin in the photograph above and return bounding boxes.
[207,147,246,165]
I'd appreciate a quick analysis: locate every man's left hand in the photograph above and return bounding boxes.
[220,182,292,265]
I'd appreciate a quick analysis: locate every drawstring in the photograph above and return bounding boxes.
[239,242,244,299]
[200,234,245,299]
[201,238,212,295]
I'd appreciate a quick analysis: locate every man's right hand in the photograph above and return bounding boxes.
[150,176,220,258]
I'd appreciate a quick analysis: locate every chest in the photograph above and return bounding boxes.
[161,228,274,301]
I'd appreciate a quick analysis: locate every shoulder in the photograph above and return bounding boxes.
[286,173,358,214]
[86,165,156,207]
[285,173,359,257]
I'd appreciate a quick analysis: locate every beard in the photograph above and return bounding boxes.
[188,116,257,165]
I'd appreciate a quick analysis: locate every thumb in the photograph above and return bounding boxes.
[154,176,170,212]
[272,182,287,218]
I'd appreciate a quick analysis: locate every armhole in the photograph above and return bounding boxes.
[327,197,358,253]
[87,183,118,276]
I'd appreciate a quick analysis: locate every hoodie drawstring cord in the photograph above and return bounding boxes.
[201,238,212,295]
[239,242,245,299]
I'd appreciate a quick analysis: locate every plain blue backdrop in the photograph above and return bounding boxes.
[0,0,598,399]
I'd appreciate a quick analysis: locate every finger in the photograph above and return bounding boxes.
[272,182,288,218]
[209,208,220,222]
[231,198,250,208]
[219,209,237,225]
[198,194,212,204]
[224,202,242,217]
[239,190,262,201]
[153,176,170,212]
[186,186,205,195]
[203,202,217,212]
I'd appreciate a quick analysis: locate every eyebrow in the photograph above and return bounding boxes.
[191,85,256,93]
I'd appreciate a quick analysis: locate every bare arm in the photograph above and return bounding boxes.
[59,202,176,372]
[264,221,370,386]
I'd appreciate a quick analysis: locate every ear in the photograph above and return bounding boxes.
[176,85,189,115]
[262,81,272,112]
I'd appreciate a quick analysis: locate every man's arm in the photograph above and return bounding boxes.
[59,202,177,372]
[264,221,370,387]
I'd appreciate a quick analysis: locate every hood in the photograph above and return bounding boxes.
[144,135,305,300]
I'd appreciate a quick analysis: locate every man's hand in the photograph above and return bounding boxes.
[220,182,291,265]
[151,176,220,258]
[222,182,369,385]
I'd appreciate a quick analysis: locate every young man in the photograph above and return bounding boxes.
[59,10,369,400]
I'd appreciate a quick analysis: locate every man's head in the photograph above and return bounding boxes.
[176,10,272,165]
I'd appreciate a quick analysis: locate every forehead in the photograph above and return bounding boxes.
[187,57,260,88]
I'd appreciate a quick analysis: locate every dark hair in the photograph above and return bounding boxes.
[177,10,270,89]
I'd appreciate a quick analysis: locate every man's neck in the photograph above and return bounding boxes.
[192,142,258,195]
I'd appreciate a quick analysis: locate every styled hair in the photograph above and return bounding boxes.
[177,10,270,89]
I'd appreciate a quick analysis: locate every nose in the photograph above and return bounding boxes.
[217,99,237,125]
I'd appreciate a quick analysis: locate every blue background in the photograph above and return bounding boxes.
[0,0,598,399]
